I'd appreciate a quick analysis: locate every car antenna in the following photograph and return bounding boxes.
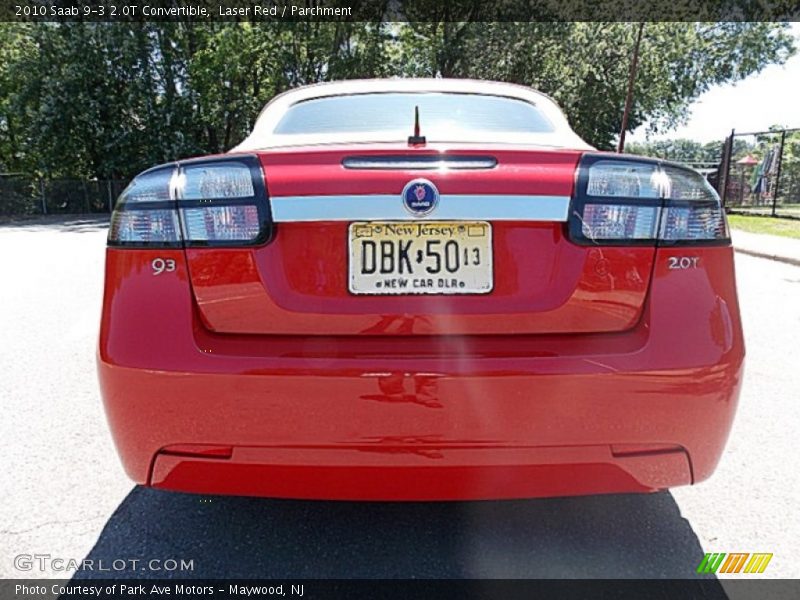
[407,105,426,145]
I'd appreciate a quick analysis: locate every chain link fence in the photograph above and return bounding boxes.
[0,176,130,217]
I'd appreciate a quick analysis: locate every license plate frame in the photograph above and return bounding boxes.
[348,220,493,295]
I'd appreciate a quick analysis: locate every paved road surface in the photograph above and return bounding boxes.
[1,218,798,580]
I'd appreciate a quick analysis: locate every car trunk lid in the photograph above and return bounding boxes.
[183,144,656,335]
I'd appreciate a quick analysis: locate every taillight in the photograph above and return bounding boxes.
[568,154,729,246]
[108,155,272,248]
[108,166,182,247]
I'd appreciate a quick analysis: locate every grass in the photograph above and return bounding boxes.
[727,214,800,240]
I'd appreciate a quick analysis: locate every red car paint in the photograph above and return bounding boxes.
[97,143,744,500]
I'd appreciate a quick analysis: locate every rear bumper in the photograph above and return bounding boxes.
[98,247,744,500]
[148,445,692,500]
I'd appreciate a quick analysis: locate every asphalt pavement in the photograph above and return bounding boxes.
[1,217,798,581]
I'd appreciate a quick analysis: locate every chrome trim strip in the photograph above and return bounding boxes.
[271,194,570,222]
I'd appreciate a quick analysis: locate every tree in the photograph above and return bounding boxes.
[0,22,36,173]
[0,21,795,180]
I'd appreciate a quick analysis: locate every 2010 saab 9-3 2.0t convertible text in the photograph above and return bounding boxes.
[98,79,744,500]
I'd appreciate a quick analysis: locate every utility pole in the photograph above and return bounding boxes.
[617,22,645,154]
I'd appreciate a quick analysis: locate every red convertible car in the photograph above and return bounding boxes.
[98,79,744,500]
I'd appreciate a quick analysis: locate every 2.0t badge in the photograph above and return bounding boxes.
[402,178,439,217]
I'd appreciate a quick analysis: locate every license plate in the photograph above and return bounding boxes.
[348,221,493,295]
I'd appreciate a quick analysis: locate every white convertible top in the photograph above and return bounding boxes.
[231,78,592,151]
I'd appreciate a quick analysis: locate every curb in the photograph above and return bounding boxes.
[734,247,800,268]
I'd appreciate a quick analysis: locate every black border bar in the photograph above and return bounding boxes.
[2,0,799,23]
[0,578,758,600]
